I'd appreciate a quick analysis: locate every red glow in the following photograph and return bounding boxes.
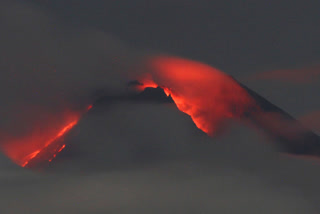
[134,77,159,91]
[1,105,92,168]
[57,144,66,153]
[48,144,66,163]
[20,120,77,167]
[140,56,256,135]
[21,150,41,167]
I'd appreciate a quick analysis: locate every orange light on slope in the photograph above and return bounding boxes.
[20,120,78,167]
[1,105,92,168]
[134,77,159,91]
[139,56,257,136]
[57,144,66,153]
[48,144,66,163]
[21,150,41,167]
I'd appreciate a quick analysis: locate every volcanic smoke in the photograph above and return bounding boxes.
[2,55,258,168]
[0,106,92,168]
[136,56,320,157]
[1,54,320,169]
[137,56,257,136]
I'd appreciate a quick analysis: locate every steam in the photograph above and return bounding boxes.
[1,0,320,169]
[245,64,320,84]
[0,0,140,166]
[299,111,320,134]
[137,56,257,136]
[0,1,320,213]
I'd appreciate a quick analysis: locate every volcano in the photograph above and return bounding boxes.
[133,83,320,157]
[3,56,320,169]
[241,83,320,156]
[14,80,320,169]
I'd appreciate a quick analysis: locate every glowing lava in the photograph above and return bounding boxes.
[21,120,78,167]
[1,105,92,168]
[139,56,257,136]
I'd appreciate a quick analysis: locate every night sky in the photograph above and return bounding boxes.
[1,0,320,213]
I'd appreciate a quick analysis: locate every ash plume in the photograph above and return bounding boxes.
[0,0,143,165]
[1,0,320,167]
[245,64,320,84]
[1,1,320,214]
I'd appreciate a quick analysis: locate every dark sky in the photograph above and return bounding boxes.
[30,0,320,114]
[1,0,320,213]
[29,0,320,67]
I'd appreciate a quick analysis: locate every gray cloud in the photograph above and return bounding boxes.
[1,0,320,213]
[299,111,320,135]
[243,64,320,84]
[0,102,319,214]
[0,0,146,166]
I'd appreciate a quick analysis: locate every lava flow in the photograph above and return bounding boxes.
[1,106,92,168]
[138,56,257,136]
[21,119,78,167]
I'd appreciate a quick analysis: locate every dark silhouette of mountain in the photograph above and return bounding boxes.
[26,82,320,169]
[92,83,320,157]
[240,83,320,157]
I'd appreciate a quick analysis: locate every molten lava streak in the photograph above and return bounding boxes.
[139,56,257,136]
[2,56,257,168]
[1,106,92,168]
[21,120,77,167]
